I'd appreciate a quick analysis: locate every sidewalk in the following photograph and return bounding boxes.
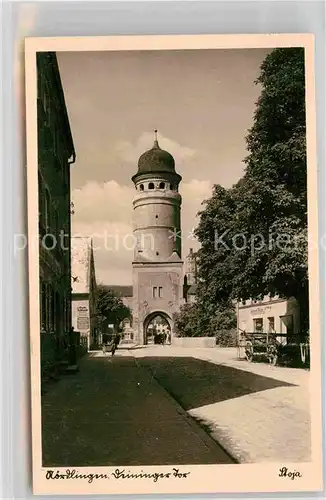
[131,346,311,463]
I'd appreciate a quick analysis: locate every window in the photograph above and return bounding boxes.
[54,210,59,240]
[156,251,159,256]
[159,182,165,189]
[253,318,263,333]
[40,282,47,331]
[170,184,174,190]
[153,286,162,298]
[155,215,158,219]
[38,172,44,223]
[148,182,154,189]
[44,188,51,233]
[241,299,246,306]
[48,284,54,332]
[55,291,61,333]
[139,184,144,191]
[267,317,275,333]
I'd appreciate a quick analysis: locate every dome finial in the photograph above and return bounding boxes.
[153,129,159,148]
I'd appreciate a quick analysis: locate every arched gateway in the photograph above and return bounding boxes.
[143,311,172,344]
[131,132,184,345]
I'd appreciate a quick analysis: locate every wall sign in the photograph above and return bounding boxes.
[77,305,89,330]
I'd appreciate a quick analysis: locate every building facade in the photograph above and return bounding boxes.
[131,132,184,344]
[37,52,76,366]
[237,295,300,342]
[71,237,98,349]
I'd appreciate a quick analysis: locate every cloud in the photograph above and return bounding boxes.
[72,180,134,224]
[72,178,213,284]
[116,131,196,165]
[72,218,134,286]
[180,179,213,253]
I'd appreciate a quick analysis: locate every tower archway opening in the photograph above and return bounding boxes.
[148,182,154,190]
[144,312,171,345]
[139,184,144,191]
[159,182,165,189]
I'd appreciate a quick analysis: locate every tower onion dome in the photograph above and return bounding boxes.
[132,130,181,183]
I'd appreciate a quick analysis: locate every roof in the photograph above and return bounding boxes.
[71,237,93,294]
[138,140,175,173]
[37,52,75,161]
[132,135,181,183]
[103,285,133,298]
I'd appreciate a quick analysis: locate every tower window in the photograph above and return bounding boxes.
[148,182,154,190]
[159,287,163,298]
[170,184,174,190]
[156,251,159,256]
[155,215,158,219]
[159,182,165,189]
[153,287,157,298]
[139,184,144,191]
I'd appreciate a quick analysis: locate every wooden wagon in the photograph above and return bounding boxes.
[240,331,309,367]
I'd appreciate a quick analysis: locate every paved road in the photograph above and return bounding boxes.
[136,355,291,410]
[42,353,236,466]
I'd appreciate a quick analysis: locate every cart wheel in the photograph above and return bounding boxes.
[245,341,253,363]
[246,352,253,363]
[269,353,278,366]
[245,346,253,362]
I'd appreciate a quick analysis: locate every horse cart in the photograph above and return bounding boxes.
[239,331,309,367]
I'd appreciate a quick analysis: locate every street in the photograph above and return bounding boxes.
[42,351,236,466]
[42,347,310,466]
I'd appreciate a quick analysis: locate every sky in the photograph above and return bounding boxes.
[57,48,270,286]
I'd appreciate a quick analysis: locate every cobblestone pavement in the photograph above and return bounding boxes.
[132,346,311,463]
[41,352,235,466]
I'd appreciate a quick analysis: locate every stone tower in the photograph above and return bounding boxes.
[131,131,183,344]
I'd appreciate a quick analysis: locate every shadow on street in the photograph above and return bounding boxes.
[41,354,291,467]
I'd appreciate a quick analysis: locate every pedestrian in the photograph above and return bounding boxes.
[111,333,121,357]
[69,326,77,365]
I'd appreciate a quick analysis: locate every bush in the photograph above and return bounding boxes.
[215,329,237,347]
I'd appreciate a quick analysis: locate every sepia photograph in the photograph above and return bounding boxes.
[25,35,322,495]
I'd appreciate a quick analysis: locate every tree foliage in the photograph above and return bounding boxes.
[97,284,131,328]
[173,303,200,337]
[173,300,236,338]
[195,47,309,332]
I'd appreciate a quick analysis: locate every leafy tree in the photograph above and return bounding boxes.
[173,299,236,338]
[195,48,308,332]
[97,284,131,332]
[234,47,308,331]
[173,303,200,337]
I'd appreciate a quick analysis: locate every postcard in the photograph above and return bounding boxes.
[25,34,323,495]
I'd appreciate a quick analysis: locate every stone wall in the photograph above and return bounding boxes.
[172,337,216,348]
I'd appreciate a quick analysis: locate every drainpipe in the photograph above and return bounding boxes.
[67,152,76,358]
